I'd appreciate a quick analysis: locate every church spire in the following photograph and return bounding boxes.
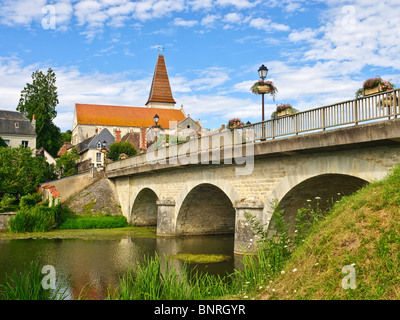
[146,53,176,109]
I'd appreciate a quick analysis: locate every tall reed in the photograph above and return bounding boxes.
[0,261,68,300]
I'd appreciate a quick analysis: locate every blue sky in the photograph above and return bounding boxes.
[0,0,399,132]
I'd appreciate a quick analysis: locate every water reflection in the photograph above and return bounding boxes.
[0,235,243,300]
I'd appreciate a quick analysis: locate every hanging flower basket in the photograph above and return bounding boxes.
[250,80,278,100]
[355,77,395,98]
[227,118,244,129]
[271,104,299,119]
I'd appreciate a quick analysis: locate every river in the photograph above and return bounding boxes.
[0,234,243,300]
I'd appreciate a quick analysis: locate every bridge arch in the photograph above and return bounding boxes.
[175,172,240,236]
[130,185,162,226]
[264,155,388,226]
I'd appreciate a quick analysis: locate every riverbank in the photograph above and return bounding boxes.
[0,226,157,240]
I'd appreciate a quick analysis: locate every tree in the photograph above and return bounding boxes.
[17,68,62,158]
[0,147,57,199]
[60,130,72,144]
[55,147,79,178]
[106,141,137,161]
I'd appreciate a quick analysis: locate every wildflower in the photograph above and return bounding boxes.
[259,286,263,289]
[244,296,248,299]
[281,270,285,274]
[307,199,312,202]
[294,230,298,233]
[351,263,356,267]
[314,262,319,266]
[272,288,275,292]
[315,196,321,200]
[293,290,297,293]
[292,268,297,272]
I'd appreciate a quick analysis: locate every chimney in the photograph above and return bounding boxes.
[31,114,36,130]
[115,129,121,142]
[140,124,146,150]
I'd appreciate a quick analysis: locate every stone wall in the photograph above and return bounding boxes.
[41,170,103,202]
[0,213,16,231]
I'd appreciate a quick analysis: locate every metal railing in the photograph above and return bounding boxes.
[247,88,400,141]
[106,89,400,173]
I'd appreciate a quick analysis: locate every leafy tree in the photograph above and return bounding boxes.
[17,68,62,158]
[55,147,79,178]
[106,141,137,161]
[0,147,57,199]
[60,130,72,144]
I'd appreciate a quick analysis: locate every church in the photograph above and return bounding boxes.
[71,54,202,149]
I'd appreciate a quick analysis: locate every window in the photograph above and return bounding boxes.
[3,140,10,147]
[96,152,102,162]
[97,141,102,149]
[21,141,28,148]
[15,122,19,128]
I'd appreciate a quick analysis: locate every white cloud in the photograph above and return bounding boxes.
[249,17,290,32]
[0,0,46,26]
[172,17,198,27]
[201,14,221,28]
[215,0,257,9]
[288,0,400,71]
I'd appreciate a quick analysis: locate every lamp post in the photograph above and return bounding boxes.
[258,64,268,122]
[258,64,268,140]
[154,114,159,126]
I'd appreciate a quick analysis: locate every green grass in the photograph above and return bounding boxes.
[259,165,400,300]
[8,205,62,233]
[169,253,231,264]
[59,214,128,230]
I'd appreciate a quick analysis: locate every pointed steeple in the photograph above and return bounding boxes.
[146,54,176,109]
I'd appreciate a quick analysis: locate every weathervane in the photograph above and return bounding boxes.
[157,44,165,54]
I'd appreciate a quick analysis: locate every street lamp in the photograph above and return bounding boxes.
[154,114,159,126]
[258,64,268,80]
[102,140,107,148]
[258,64,268,122]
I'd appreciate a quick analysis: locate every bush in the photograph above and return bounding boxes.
[8,205,62,233]
[59,214,128,230]
[0,194,16,208]
[106,141,137,162]
[19,193,42,209]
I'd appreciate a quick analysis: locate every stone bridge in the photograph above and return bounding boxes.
[105,118,400,254]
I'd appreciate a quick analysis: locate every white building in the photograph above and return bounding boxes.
[0,110,37,150]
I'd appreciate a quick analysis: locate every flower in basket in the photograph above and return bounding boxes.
[250,80,278,100]
[228,118,244,129]
[271,103,299,119]
[105,158,112,164]
[119,153,127,160]
[356,77,395,98]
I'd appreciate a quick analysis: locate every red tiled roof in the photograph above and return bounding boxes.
[75,104,185,129]
[146,54,176,105]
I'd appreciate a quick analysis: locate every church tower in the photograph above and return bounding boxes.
[145,53,176,109]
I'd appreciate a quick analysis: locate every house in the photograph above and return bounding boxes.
[71,54,187,147]
[35,147,56,166]
[75,128,115,169]
[0,110,37,149]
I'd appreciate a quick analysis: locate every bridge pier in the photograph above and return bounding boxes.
[156,198,176,236]
[234,199,264,254]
